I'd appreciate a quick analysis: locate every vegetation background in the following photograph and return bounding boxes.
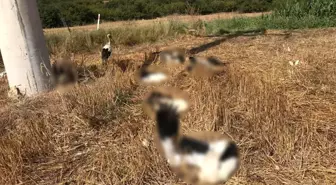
[40,0,336,56]
[38,0,274,28]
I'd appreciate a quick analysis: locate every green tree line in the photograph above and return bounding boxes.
[38,0,336,29]
[38,0,274,28]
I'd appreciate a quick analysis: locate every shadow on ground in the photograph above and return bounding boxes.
[188,28,267,55]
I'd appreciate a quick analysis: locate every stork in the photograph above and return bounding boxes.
[101,34,112,65]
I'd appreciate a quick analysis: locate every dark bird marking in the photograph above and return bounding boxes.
[156,104,180,140]
[101,48,111,64]
[179,136,210,154]
[139,68,150,78]
[188,57,197,65]
[207,57,225,66]
[220,142,238,161]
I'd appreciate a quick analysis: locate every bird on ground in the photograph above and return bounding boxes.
[136,65,169,85]
[187,56,228,76]
[51,56,78,87]
[143,87,189,120]
[143,89,240,185]
[101,34,112,65]
[157,47,187,66]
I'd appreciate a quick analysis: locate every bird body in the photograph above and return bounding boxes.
[51,57,77,87]
[159,48,186,65]
[188,56,226,69]
[186,56,228,77]
[136,66,169,85]
[144,89,239,185]
[101,34,112,65]
[178,132,239,184]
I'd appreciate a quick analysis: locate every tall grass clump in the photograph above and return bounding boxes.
[205,17,265,35]
[205,0,336,35]
[273,0,336,18]
[268,0,336,29]
[45,21,187,54]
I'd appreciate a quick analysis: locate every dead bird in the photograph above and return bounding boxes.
[135,65,169,85]
[51,56,78,87]
[143,89,240,185]
[186,56,228,77]
[157,47,187,65]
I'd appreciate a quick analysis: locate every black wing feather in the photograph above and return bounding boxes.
[156,103,180,140]
[101,48,111,60]
[179,136,209,154]
[219,142,238,161]
[207,57,225,66]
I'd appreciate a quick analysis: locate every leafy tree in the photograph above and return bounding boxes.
[39,5,63,28]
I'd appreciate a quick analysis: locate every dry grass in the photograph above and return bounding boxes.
[1,28,336,185]
[44,12,270,34]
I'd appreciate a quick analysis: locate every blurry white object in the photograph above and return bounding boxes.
[142,139,149,148]
[289,60,300,66]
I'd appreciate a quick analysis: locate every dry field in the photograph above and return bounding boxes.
[1,27,336,185]
[44,12,270,34]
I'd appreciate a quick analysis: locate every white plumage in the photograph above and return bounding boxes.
[136,66,169,85]
[141,72,168,84]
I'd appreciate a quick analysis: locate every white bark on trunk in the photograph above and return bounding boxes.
[0,0,52,96]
